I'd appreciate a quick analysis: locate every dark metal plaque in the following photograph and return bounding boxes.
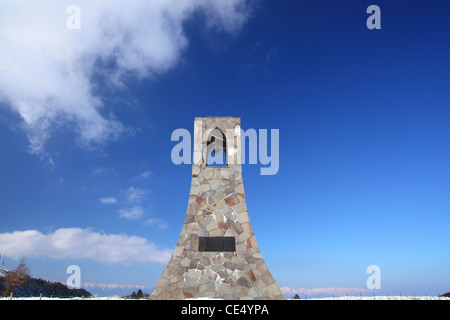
[198,237,236,252]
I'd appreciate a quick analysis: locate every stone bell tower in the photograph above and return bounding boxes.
[150,117,285,300]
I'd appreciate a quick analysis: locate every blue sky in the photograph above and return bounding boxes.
[1,0,449,297]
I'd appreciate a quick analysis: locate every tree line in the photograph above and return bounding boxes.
[0,258,90,298]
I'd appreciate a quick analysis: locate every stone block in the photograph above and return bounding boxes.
[252,251,263,259]
[206,219,218,232]
[204,170,214,180]
[224,228,238,237]
[238,232,251,243]
[209,179,220,190]
[249,235,258,248]
[199,283,209,294]
[235,183,244,194]
[187,268,201,279]
[241,222,253,234]
[246,269,257,282]
[198,227,208,237]
[234,221,243,234]
[260,273,275,286]
[181,257,190,267]
[187,202,198,215]
[236,212,250,223]
[195,196,204,206]
[183,291,195,299]
[218,222,228,232]
[263,282,282,297]
[154,277,169,288]
[257,263,270,276]
[236,243,248,256]
[220,169,230,179]
[203,290,218,298]
[173,246,183,257]
[224,195,235,206]
[232,202,246,213]
[192,166,200,176]
[235,285,250,297]
[219,282,234,295]
[210,228,224,237]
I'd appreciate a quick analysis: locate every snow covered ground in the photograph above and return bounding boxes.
[309,296,450,300]
[0,296,123,300]
[0,296,449,300]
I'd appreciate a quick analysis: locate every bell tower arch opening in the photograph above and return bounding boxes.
[206,127,227,167]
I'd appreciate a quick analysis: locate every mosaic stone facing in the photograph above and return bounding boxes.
[149,117,285,300]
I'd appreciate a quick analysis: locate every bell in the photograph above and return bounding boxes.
[212,146,223,155]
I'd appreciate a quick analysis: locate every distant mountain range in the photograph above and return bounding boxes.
[0,276,91,298]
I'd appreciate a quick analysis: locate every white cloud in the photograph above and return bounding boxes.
[119,206,144,219]
[114,186,149,219]
[0,0,253,158]
[93,167,114,175]
[281,287,373,297]
[125,186,147,204]
[138,171,152,179]
[99,197,117,204]
[144,218,169,230]
[0,228,171,263]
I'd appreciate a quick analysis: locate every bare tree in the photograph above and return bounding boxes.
[2,257,31,296]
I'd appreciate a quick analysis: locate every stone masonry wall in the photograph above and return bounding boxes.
[149,117,285,300]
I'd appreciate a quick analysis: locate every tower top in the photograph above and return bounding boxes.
[193,117,241,167]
